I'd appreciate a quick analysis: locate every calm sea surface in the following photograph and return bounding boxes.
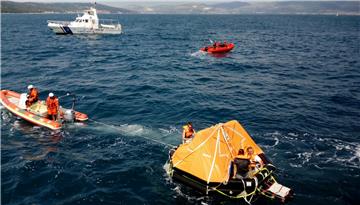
[1,14,359,205]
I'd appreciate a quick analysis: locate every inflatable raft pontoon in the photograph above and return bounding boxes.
[200,43,235,53]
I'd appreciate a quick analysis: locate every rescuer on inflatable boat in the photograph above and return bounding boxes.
[182,122,196,143]
[46,92,59,121]
[26,85,39,107]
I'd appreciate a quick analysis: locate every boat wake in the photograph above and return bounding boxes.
[85,120,179,148]
[190,50,207,59]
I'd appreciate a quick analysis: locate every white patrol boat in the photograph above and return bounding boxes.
[47,7,122,35]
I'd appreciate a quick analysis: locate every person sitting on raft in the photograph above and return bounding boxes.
[182,122,196,143]
[46,92,59,121]
[232,147,264,178]
[232,149,250,179]
[246,146,264,170]
[26,85,39,107]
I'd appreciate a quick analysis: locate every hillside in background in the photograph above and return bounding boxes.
[124,1,360,15]
[1,1,135,14]
[1,1,359,15]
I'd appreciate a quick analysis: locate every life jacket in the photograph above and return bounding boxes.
[46,96,59,115]
[28,88,39,103]
[183,125,194,138]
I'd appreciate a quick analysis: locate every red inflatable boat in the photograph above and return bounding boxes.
[200,42,235,53]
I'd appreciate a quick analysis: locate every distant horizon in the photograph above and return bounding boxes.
[3,0,359,8]
[3,0,359,2]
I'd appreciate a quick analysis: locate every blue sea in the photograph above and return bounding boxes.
[1,14,359,205]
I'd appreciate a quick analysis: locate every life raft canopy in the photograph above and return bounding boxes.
[171,120,263,184]
[169,120,293,202]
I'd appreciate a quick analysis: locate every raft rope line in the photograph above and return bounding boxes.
[172,124,219,167]
[226,125,251,150]
[220,126,237,184]
[88,119,176,148]
[207,129,221,184]
[221,126,235,159]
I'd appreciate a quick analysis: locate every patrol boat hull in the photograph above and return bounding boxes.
[47,22,122,35]
[47,7,122,35]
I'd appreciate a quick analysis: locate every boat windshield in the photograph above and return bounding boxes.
[85,10,95,15]
[75,19,89,23]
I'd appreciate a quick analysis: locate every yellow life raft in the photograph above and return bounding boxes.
[167,120,293,203]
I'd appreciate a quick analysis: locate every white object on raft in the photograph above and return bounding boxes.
[267,182,292,198]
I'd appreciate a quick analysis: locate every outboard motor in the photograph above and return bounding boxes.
[58,93,78,123]
[63,109,75,123]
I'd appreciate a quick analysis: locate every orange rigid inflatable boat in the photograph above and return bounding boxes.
[0,90,88,130]
[167,120,293,203]
[200,43,235,53]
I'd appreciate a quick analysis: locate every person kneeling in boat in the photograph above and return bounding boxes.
[26,85,39,107]
[213,42,219,48]
[182,122,196,143]
[219,41,226,47]
[46,93,59,121]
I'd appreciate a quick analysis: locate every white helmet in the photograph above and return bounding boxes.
[49,92,54,97]
[27,85,34,90]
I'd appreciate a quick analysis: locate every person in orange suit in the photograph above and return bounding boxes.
[46,92,59,121]
[182,122,196,143]
[26,85,39,107]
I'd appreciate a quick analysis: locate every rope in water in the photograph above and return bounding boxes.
[88,119,177,149]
